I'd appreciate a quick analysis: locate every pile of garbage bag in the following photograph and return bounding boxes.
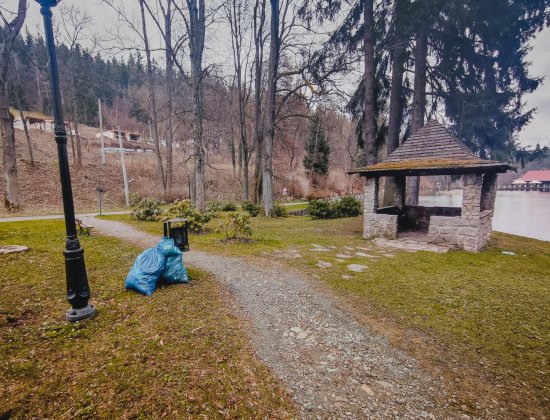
[125,237,189,296]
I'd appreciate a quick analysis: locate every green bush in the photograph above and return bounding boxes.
[333,195,362,217]
[206,200,238,212]
[308,196,362,219]
[307,200,333,219]
[129,193,142,207]
[206,200,223,212]
[242,200,260,217]
[272,204,288,218]
[130,197,162,221]
[221,201,238,211]
[162,199,209,233]
[216,212,253,240]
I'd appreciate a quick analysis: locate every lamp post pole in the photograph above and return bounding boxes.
[37,0,96,322]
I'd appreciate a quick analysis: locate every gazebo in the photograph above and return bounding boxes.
[349,120,514,252]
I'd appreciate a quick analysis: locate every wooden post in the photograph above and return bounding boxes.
[98,98,105,165]
[118,127,130,206]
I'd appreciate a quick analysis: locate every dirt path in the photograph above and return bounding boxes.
[81,215,454,419]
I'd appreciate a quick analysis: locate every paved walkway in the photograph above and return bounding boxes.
[79,215,454,419]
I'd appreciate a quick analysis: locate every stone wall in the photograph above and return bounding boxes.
[364,214,398,239]
[427,173,496,252]
[363,177,398,239]
[427,210,494,252]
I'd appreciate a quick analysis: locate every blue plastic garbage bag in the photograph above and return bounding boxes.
[163,254,189,284]
[156,237,189,284]
[125,247,165,296]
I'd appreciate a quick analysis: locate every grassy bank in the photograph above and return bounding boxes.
[0,220,294,418]
[105,213,550,414]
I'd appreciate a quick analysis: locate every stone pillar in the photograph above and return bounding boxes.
[363,177,379,214]
[363,177,379,239]
[480,173,497,211]
[461,174,482,220]
[394,176,406,209]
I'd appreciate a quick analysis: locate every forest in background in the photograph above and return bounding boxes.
[1,0,549,212]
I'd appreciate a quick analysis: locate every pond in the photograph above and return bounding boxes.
[419,190,550,242]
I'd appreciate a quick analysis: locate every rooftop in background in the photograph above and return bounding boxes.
[517,170,550,182]
[349,120,514,177]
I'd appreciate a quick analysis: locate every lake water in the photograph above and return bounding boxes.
[419,190,550,242]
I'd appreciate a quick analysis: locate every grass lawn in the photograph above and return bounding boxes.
[0,220,294,418]
[104,213,550,414]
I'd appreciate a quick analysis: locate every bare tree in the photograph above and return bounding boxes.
[139,0,167,197]
[178,0,207,210]
[0,0,27,210]
[252,0,266,203]
[12,62,34,166]
[261,0,280,215]
[226,0,252,201]
[159,0,175,193]
[58,4,93,169]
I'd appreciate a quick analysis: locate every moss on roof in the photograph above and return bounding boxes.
[349,158,514,175]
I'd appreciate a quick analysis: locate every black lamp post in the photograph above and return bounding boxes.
[37,0,96,322]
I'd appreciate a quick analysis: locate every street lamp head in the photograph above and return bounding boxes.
[35,0,58,7]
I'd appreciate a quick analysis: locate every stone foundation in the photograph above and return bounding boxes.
[427,210,494,251]
[364,213,398,239]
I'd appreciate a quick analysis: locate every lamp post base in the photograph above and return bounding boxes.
[66,304,97,322]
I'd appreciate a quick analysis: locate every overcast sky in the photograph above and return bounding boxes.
[5,0,550,149]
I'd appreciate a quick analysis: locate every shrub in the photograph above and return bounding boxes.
[216,212,253,240]
[242,200,260,217]
[206,200,223,212]
[272,204,288,218]
[333,195,362,218]
[308,196,362,219]
[221,201,238,211]
[307,200,333,219]
[206,200,238,212]
[162,199,209,233]
[129,193,142,207]
[130,197,162,221]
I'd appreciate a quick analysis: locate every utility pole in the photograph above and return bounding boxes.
[98,98,105,164]
[118,128,130,206]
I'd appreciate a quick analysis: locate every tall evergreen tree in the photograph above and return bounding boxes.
[303,114,331,176]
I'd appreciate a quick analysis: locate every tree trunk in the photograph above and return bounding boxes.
[0,0,27,210]
[253,0,266,204]
[262,0,280,215]
[406,28,428,206]
[164,0,174,193]
[17,104,34,167]
[361,0,376,167]
[228,0,250,201]
[0,93,19,209]
[73,106,82,169]
[68,122,76,164]
[189,0,206,211]
[139,0,166,198]
[382,0,406,206]
[386,0,406,155]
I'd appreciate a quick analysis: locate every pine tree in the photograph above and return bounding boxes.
[303,114,330,176]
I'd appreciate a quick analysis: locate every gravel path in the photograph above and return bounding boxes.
[81,215,454,419]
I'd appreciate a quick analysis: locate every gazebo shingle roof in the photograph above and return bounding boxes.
[349,120,514,176]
